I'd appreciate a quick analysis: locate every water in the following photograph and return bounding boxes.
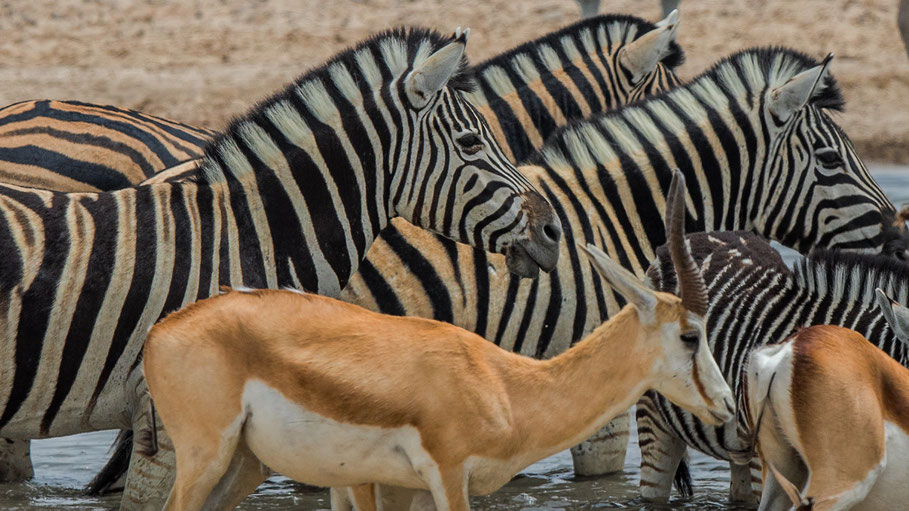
[9,165,909,510]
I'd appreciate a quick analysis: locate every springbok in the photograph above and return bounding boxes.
[141,172,734,511]
[744,290,909,511]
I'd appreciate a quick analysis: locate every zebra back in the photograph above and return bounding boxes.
[0,99,215,191]
[0,13,681,192]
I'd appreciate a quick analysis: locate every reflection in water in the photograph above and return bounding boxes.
[10,166,909,509]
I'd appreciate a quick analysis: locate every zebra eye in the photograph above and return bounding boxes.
[815,148,843,169]
[680,331,699,347]
[457,134,484,155]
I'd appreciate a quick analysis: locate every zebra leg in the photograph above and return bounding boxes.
[570,409,630,476]
[728,457,762,503]
[900,0,909,57]
[661,0,680,17]
[121,373,176,510]
[636,398,688,501]
[574,0,600,18]
[0,439,33,481]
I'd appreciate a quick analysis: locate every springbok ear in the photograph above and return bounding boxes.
[404,28,469,109]
[768,54,833,122]
[875,288,909,345]
[618,10,679,83]
[578,243,657,313]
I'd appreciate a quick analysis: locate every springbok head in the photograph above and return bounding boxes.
[580,170,734,426]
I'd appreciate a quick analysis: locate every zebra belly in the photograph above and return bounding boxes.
[0,340,138,438]
[241,380,429,490]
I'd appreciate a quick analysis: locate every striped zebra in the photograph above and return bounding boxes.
[640,232,909,503]
[0,12,683,192]
[337,45,909,488]
[0,27,562,509]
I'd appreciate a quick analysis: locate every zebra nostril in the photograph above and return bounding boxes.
[542,222,562,245]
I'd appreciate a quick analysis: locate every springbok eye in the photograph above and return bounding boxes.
[815,148,843,169]
[457,134,484,155]
[680,332,699,347]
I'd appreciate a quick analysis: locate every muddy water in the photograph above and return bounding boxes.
[7,165,909,509]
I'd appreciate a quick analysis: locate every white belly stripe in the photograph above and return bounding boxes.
[240,379,429,489]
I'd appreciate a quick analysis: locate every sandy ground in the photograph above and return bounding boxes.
[0,0,907,163]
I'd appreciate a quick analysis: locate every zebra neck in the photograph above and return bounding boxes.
[540,84,766,236]
[219,170,385,297]
[198,104,396,295]
[500,306,652,454]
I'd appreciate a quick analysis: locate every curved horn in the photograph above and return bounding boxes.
[666,169,709,316]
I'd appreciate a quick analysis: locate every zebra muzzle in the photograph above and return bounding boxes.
[504,191,562,278]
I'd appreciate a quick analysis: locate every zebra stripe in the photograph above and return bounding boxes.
[638,231,909,501]
[0,26,553,455]
[0,13,682,192]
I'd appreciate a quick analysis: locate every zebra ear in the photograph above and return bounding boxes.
[875,288,909,345]
[578,243,658,314]
[404,28,469,109]
[768,54,833,122]
[618,11,679,83]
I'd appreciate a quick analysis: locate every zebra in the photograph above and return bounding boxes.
[336,45,909,488]
[0,11,683,192]
[0,27,562,509]
[639,232,909,503]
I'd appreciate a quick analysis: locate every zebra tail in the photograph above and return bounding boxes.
[673,457,693,498]
[135,399,159,457]
[84,429,133,495]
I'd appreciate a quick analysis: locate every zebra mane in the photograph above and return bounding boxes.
[198,27,472,184]
[530,46,844,172]
[793,249,909,306]
[474,13,685,74]
[706,46,844,112]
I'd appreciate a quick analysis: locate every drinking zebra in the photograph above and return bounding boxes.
[0,27,561,509]
[640,232,909,503]
[0,12,682,192]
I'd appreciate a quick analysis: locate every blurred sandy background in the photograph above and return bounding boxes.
[0,0,906,162]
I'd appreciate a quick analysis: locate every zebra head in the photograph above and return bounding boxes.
[621,9,684,103]
[392,28,562,278]
[755,51,908,259]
